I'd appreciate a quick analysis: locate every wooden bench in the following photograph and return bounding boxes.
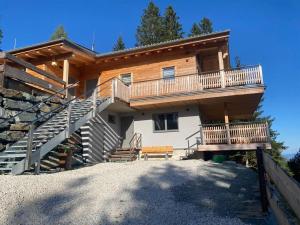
[141,146,173,160]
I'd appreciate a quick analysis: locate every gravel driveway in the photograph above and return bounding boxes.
[0,160,271,225]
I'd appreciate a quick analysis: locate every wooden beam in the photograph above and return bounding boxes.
[63,59,69,98]
[0,52,65,85]
[3,64,61,92]
[28,52,73,65]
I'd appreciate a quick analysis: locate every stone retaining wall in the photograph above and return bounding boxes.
[0,87,64,152]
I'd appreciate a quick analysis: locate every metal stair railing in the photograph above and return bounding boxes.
[13,80,115,174]
[129,133,142,160]
[0,82,78,171]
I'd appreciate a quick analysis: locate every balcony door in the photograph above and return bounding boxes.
[85,79,98,98]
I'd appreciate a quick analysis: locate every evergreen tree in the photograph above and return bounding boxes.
[189,17,213,37]
[199,17,213,34]
[189,23,201,37]
[245,99,290,171]
[113,36,126,51]
[50,25,68,40]
[288,149,300,181]
[163,6,183,41]
[136,1,164,46]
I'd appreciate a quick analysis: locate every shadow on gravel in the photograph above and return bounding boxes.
[7,175,94,225]
[97,161,266,225]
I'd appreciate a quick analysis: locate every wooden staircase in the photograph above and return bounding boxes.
[109,148,139,162]
[109,133,142,162]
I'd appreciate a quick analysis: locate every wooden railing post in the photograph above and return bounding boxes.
[25,124,35,170]
[259,64,264,85]
[200,126,205,145]
[256,147,268,212]
[111,79,115,103]
[265,121,271,143]
[225,123,231,144]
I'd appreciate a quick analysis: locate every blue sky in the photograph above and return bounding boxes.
[1,0,299,154]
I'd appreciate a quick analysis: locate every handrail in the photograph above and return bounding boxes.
[131,64,261,84]
[199,120,268,127]
[185,130,200,140]
[0,81,79,126]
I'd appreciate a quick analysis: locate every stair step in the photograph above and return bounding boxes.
[0,154,26,158]
[0,168,12,171]
[41,160,60,167]
[0,161,18,164]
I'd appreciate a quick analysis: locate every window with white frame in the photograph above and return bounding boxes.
[120,73,132,86]
[153,112,178,132]
[162,66,175,80]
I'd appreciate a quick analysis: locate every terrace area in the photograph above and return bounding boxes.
[113,65,265,113]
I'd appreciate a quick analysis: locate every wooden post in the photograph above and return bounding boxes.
[218,50,225,88]
[0,62,6,88]
[224,103,231,144]
[63,59,70,98]
[25,124,35,170]
[111,79,115,103]
[256,147,268,212]
[259,64,264,85]
[200,125,205,145]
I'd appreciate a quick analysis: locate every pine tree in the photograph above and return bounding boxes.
[199,17,213,34]
[189,17,213,37]
[163,6,183,41]
[50,25,68,40]
[250,99,291,172]
[136,1,164,46]
[189,23,201,37]
[113,36,126,51]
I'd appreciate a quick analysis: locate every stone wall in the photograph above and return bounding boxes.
[0,87,64,152]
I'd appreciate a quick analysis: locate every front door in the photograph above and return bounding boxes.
[120,116,134,148]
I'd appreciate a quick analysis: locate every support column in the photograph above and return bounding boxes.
[218,50,225,88]
[256,147,268,212]
[63,59,69,98]
[224,103,231,144]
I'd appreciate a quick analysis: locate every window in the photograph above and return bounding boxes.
[153,112,178,132]
[120,73,132,86]
[162,66,175,80]
[108,114,116,124]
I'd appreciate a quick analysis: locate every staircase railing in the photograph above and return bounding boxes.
[26,82,114,173]
[129,133,142,160]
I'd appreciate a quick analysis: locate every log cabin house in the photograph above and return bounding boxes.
[0,30,271,172]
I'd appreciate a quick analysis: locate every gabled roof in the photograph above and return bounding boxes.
[8,38,97,56]
[96,30,230,58]
[6,30,230,60]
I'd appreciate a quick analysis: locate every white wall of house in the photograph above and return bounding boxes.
[133,105,201,149]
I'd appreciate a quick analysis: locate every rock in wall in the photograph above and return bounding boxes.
[0,87,64,152]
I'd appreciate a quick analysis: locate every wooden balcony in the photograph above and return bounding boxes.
[127,65,264,109]
[188,122,271,151]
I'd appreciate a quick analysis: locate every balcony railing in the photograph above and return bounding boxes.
[201,122,270,145]
[130,65,263,99]
[185,121,270,152]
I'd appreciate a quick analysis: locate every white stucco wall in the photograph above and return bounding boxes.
[133,105,201,149]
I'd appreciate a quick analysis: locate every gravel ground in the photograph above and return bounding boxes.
[0,160,271,225]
